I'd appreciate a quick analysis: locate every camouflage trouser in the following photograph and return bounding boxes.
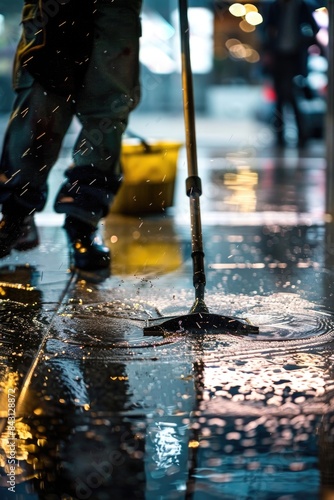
[0,0,142,225]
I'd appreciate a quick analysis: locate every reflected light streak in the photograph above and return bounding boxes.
[150,423,183,469]
[209,262,319,270]
[223,168,258,212]
[209,263,265,270]
[0,14,4,36]
[201,351,329,410]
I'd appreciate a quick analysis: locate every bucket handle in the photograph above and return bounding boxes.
[125,129,152,153]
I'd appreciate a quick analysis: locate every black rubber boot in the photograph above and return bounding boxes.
[64,216,111,271]
[0,214,39,258]
[14,216,40,251]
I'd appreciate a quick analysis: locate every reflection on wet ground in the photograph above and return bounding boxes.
[1,136,334,499]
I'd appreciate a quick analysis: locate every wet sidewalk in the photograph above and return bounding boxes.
[0,112,334,499]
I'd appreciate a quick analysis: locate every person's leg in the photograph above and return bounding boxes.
[273,91,285,146]
[0,81,73,215]
[54,1,142,271]
[0,77,73,257]
[291,92,307,148]
[272,56,288,146]
[54,1,142,226]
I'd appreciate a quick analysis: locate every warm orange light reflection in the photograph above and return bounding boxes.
[188,440,200,448]
[244,4,258,13]
[321,488,334,500]
[223,168,258,211]
[246,50,260,63]
[0,371,19,417]
[225,38,259,63]
[225,38,241,50]
[239,20,256,33]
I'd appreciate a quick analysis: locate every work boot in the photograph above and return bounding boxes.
[0,214,39,258]
[64,216,111,271]
[14,215,40,251]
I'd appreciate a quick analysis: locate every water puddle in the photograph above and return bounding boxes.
[0,281,44,351]
[51,297,175,350]
[55,290,334,350]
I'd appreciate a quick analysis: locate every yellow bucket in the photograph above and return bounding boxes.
[111,139,183,215]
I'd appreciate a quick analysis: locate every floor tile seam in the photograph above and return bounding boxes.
[0,272,77,430]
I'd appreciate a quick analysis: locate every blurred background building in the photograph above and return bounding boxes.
[0,1,329,132]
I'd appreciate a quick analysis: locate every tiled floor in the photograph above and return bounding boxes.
[0,112,334,499]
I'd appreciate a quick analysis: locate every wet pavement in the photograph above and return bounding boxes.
[0,112,334,499]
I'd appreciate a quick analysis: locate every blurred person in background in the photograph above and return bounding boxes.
[0,0,142,271]
[263,0,319,148]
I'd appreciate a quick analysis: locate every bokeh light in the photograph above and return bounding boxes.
[229,3,246,17]
[245,11,263,26]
